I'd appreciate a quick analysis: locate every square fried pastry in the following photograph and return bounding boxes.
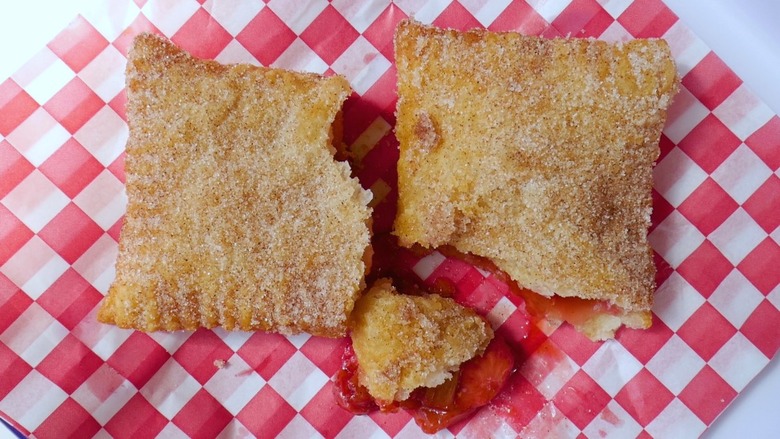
[97,34,372,337]
[349,278,493,402]
[393,21,679,340]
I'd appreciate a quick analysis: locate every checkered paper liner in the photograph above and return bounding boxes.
[1,0,778,437]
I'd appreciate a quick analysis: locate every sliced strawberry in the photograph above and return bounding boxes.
[418,372,459,410]
[412,406,471,434]
[332,344,378,414]
[375,397,412,413]
[408,335,515,433]
[455,334,515,410]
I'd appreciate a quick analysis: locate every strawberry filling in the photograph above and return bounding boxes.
[335,234,524,432]
[371,234,627,333]
[333,335,515,434]
[332,343,378,415]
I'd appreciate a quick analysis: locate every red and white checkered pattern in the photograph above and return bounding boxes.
[1,1,779,437]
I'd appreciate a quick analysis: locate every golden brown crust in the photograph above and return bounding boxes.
[98,33,372,337]
[393,21,678,338]
[349,279,493,401]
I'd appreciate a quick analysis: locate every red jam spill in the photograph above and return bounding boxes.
[333,343,378,415]
[344,234,617,432]
[371,233,622,330]
[340,234,630,433]
[334,335,514,434]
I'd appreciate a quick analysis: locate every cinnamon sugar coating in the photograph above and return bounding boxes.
[393,21,679,338]
[98,34,372,337]
[349,279,492,402]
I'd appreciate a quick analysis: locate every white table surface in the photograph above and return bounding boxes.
[1,1,778,438]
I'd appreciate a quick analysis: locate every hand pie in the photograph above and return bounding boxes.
[393,20,679,340]
[98,34,372,337]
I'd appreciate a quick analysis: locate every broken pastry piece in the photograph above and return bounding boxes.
[350,278,492,402]
[393,20,679,340]
[334,278,514,433]
[98,34,372,337]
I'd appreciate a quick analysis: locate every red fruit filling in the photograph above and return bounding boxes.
[372,233,624,332]
[333,343,378,415]
[333,335,515,433]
